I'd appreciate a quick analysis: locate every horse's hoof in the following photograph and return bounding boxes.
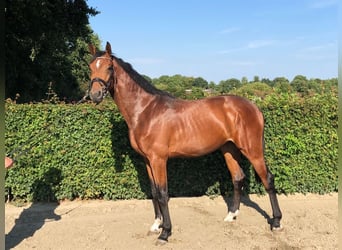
[272,225,284,232]
[155,239,168,246]
[156,230,171,244]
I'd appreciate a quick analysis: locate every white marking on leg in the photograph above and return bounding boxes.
[224,209,239,222]
[272,225,284,231]
[150,218,162,233]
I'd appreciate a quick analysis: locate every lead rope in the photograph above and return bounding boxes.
[76,90,90,104]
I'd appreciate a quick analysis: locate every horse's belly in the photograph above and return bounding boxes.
[168,134,228,158]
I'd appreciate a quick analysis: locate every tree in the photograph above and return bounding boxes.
[185,87,205,100]
[307,78,322,94]
[241,76,248,85]
[192,77,208,89]
[272,77,291,92]
[66,31,101,96]
[208,81,216,89]
[5,0,99,102]
[217,78,241,94]
[230,82,273,99]
[273,77,289,86]
[261,78,272,86]
[291,75,309,95]
[152,75,202,98]
[253,75,260,83]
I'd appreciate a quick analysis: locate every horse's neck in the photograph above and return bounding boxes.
[113,63,155,128]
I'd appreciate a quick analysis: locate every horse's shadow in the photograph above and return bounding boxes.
[222,195,273,226]
[5,168,62,250]
[110,116,150,195]
[220,157,274,227]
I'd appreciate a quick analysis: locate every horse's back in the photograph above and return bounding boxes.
[186,95,264,128]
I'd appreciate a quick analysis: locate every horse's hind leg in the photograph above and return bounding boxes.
[232,103,282,230]
[221,142,245,222]
[242,150,282,230]
[251,157,282,230]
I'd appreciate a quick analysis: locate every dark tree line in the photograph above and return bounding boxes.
[5,0,100,102]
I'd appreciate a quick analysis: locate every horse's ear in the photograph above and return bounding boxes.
[88,44,96,56]
[105,42,112,55]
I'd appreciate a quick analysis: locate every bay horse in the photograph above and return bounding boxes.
[87,42,282,244]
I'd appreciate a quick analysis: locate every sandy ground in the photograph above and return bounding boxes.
[5,193,338,250]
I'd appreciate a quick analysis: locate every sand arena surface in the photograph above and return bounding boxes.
[5,193,337,249]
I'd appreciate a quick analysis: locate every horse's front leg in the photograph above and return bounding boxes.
[155,185,171,243]
[148,177,163,233]
[145,157,172,244]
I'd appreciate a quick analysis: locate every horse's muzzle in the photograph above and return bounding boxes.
[88,77,111,104]
[89,89,105,104]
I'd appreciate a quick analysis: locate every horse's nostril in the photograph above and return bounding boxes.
[92,90,102,99]
[89,90,103,104]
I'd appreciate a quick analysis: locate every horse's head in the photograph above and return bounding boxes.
[88,42,115,104]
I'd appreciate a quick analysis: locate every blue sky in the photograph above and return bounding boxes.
[87,0,337,83]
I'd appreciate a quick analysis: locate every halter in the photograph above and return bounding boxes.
[89,76,112,97]
[90,56,114,91]
[78,56,115,104]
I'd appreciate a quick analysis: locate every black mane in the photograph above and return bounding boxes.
[112,55,175,98]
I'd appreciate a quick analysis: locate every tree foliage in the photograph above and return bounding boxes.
[5,0,99,102]
[150,73,336,98]
[152,75,208,99]
[230,82,273,100]
[291,75,309,94]
[217,78,241,93]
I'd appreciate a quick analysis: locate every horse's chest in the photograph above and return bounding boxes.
[128,130,142,154]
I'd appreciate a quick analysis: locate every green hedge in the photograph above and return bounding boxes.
[5,92,337,201]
